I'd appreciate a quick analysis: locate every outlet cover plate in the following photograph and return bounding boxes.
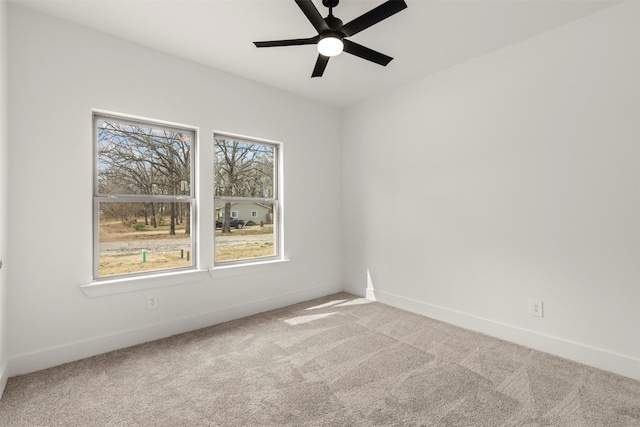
[529,299,543,317]
[147,294,158,310]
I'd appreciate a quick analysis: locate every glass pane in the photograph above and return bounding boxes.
[97,119,192,196]
[98,202,193,277]
[215,201,275,262]
[214,137,274,198]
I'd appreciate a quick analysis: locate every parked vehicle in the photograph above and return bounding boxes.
[216,218,245,229]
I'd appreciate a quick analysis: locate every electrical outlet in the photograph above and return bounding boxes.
[147,294,158,310]
[529,299,543,317]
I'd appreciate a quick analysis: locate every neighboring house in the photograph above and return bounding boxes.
[215,202,273,224]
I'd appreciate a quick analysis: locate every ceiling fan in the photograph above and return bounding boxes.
[253,0,408,78]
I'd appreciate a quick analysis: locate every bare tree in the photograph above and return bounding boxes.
[97,122,191,235]
[214,138,274,233]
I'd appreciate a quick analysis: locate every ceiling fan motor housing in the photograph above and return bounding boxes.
[323,15,344,32]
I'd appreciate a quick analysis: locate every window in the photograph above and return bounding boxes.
[214,134,281,264]
[93,113,195,279]
[91,113,283,284]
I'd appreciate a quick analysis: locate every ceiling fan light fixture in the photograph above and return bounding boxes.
[317,36,343,57]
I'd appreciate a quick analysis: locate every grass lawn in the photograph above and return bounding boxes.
[98,219,275,276]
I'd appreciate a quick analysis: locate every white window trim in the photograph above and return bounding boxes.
[81,269,208,297]
[82,115,288,296]
[213,131,284,267]
[92,110,198,281]
[80,259,291,297]
[208,258,290,279]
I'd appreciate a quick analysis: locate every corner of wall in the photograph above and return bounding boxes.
[0,0,8,400]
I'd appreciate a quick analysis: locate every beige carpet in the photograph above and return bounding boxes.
[1,292,639,426]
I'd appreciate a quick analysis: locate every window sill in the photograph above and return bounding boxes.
[81,259,291,297]
[209,258,290,279]
[81,269,208,298]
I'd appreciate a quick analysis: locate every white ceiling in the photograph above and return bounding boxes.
[9,0,620,108]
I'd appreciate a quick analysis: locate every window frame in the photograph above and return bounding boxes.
[92,111,198,280]
[213,132,283,266]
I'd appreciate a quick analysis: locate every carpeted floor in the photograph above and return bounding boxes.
[1,292,639,426]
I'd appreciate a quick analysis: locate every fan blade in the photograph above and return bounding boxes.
[295,0,330,34]
[343,39,393,66]
[254,36,319,48]
[340,0,407,37]
[311,54,330,78]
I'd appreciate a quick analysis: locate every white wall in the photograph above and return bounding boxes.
[343,1,640,380]
[0,0,9,395]
[6,5,343,375]
[6,1,639,384]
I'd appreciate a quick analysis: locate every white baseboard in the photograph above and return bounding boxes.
[0,360,7,399]
[7,283,343,378]
[366,288,640,382]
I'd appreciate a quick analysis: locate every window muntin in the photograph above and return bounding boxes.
[94,114,196,279]
[214,134,280,264]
